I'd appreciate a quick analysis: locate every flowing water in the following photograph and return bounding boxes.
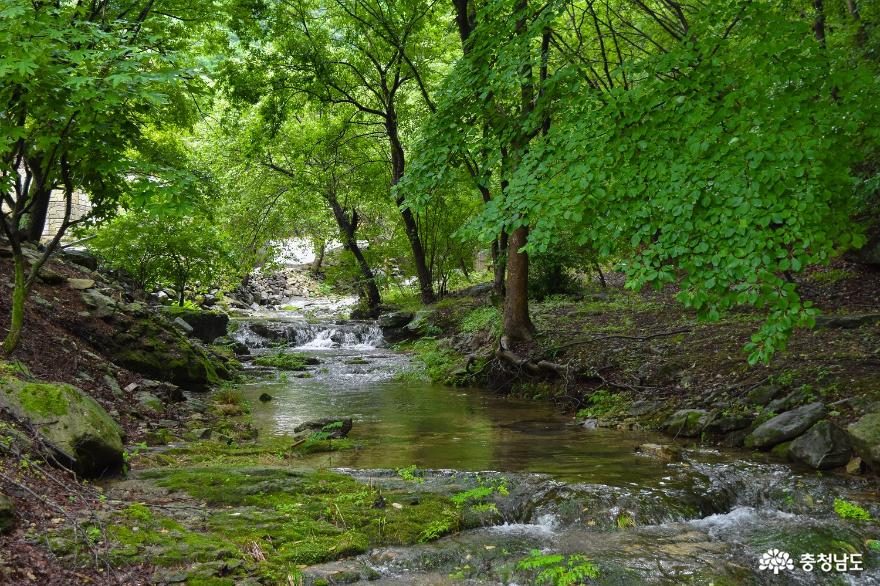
[230,307,880,585]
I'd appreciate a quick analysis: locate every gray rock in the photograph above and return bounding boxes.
[67,278,95,290]
[847,411,880,471]
[0,492,14,534]
[103,375,123,398]
[81,289,117,319]
[135,391,163,414]
[746,384,782,406]
[815,313,880,329]
[744,402,827,449]
[663,409,710,438]
[379,311,415,329]
[581,418,599,429]
[628,400,662,417]
[173,317,194,334]
[160,308,229,344]
[704,414,752,434]
[0,378,123,476]
[60,248,98,270]
[789,420,851,469]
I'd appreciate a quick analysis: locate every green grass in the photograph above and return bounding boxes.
[576,389,629,419]
[395,338,462,385]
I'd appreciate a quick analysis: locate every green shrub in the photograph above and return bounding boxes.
[460,306,500,334]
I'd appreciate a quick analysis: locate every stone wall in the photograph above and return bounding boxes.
[41,190,91,243]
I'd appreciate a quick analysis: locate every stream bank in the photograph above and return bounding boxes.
[1,247,880,585]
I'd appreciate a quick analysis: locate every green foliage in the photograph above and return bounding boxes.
[90,209,235,302]
[400,338,462,385]
[576,390,628,420]
[460,306,500,334]
[834,499,872,521]
[396,464,425,484]
[517,550,600,586]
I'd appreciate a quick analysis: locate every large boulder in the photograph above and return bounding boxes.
[378,311,415,342]
[0,377,123,477]
[663,409,709,438]
[0,492,14,534]
[744,402,827,449]
[72,310,232,390]
[847,411,880,471]
[788,420,851,470]
[160,307,229,344]
[60,248,98,271]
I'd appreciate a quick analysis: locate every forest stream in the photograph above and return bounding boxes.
[210,305,880,585]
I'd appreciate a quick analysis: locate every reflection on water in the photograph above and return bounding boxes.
[238,348,672,485]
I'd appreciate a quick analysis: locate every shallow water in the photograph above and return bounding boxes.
[230,311,880,585]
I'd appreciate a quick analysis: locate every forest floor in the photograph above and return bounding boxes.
[401,258,880,457]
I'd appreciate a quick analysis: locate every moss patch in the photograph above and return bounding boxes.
[16,382,74,417]
[93,466,463,582]
[254,353,309,371]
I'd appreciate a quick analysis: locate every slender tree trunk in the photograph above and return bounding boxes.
[493,233,507,297]
[2,252,26,354]
[329,198,381,315]
[311,240,326,275]
[813,0,826,47]
[502,226,535,341]
[387,111,435,304]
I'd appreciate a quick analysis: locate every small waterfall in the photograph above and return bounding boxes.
[232,319,384,351]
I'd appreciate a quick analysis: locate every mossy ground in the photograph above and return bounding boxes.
[85,462,462,584]
[253,352,310,371]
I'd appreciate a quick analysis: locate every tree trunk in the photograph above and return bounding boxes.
[813,0,826,47]
[2,253,26,354]
[24,184,52,243]
[492,233,507,297]
[328,198,381,316]
[502,226,535,341]
[387,111,435,305]
[310,240,326,275]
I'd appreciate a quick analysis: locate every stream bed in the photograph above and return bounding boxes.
[229,311,880,585]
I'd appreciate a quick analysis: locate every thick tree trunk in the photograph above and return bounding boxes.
[24,185,52,243]
[387,112,435,304]
[502,226,535,341]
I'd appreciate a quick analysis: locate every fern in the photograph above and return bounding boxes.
[517,550,600,586]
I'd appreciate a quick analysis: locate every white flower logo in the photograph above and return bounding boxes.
[759,549,794,574]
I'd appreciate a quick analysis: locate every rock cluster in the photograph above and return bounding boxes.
[230,267,323,308]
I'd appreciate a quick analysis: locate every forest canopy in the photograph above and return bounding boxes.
[2,0,878,361]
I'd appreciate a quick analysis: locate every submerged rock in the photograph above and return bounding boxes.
[637,443,682,462]
[294,417,353,439]
[663,409,709,437]
[847,411,880,471]
[0,492,14,534]
[258,393,273,402]
[0,377,123,476]
[744,402,826,449]
[789,420,851,470]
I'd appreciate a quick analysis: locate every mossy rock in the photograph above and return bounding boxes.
[848,411,880,471]
[105,317,232,390]
[0,376,123,476]
[159,307,229,344]
[662,409,709,438]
